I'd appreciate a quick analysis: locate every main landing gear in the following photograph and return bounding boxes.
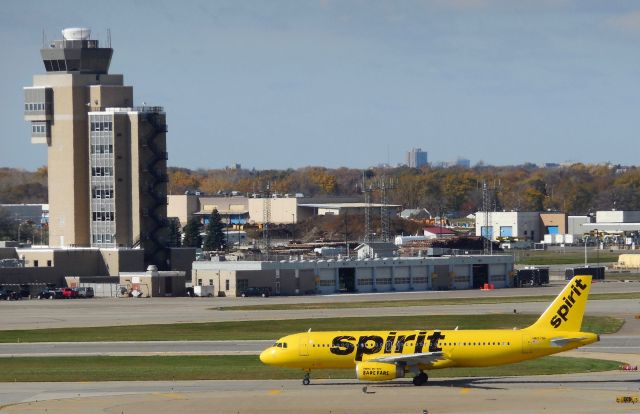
[412,372,428,386]
[302,371,311,386]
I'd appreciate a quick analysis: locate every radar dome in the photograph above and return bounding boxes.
[62,27,91,41]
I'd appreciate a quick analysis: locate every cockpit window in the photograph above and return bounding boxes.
[283,342,288,348]
[276,343,282,348]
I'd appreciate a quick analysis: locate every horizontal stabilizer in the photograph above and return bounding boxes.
[550,337,587,347]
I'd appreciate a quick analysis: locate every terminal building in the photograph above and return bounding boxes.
[168,193,400,227]
[192,255,514,297]
[475,211,567,242]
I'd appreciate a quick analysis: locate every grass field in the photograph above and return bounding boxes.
[217,292,640,311]
[512,250,620,265]
[0,314,623,343]
[0,355,622,382]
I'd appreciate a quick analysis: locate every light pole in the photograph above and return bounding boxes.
[595,229,599,267]
[291,213,295,242]
[15,219,24,244]
[584,234,587,267]
[344,211,349,257]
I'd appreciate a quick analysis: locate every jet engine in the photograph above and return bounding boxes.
[355,362,404,381]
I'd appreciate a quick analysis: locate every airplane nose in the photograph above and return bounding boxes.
[259,349,272,365]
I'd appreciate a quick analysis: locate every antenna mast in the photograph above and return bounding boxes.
[482,181,496,255]
[362,173,373,243]
[377,176,397,242]
[263,182,272,260]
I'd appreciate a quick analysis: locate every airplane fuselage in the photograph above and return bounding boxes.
[261,329,598,370]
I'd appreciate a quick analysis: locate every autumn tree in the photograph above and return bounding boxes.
[168,168,200,194]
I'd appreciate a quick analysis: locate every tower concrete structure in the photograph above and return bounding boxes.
[24,28,169,268]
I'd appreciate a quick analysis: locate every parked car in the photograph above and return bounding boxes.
[239,287,271,298]
[37,289,63,300]
[0,289,20,300]
[74,287,94,298]
[60,288,79,299]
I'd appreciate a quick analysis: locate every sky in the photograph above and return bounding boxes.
[2,0,640,171]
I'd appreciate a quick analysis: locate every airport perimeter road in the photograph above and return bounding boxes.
[1,368,639,414]
[0,336,639,357]
[0,281,638,330]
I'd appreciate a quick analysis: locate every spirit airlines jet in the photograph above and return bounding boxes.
[260,276,599,386]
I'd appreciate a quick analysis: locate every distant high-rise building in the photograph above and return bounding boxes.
[406,148,428,168]
[24,28,169,268]
[455,158,471,168]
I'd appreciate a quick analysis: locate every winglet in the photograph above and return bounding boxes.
[526,276,592,332]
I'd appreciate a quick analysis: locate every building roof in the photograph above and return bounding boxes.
[424,226,456,235]
[299,203,401,209]
[400,208,431,219]
[194,209,249,216]
[353,242,399,251]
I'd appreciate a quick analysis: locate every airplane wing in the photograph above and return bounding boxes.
[550,337,587,347]
[369,351,446,366]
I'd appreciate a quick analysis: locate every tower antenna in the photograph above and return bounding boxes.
[263,182,272,260]
[377,176,397,242]
[362,172,373,244]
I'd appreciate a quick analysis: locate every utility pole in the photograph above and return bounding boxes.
[482,181,491,255]
[377,176,397,243]
[262,182,272,260]
[344,210,349,256]
[362,173,373,243]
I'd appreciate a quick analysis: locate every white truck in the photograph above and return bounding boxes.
[193,285,215,297]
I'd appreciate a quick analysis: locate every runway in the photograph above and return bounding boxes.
[1,369,638,414]
[0,335,639,357]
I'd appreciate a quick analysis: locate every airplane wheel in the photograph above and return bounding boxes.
[412,372,428,386]
[302,378,310,385]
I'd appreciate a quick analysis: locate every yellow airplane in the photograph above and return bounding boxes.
[260,275,599,385]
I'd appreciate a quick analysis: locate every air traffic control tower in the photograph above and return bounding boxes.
[24,28,170,269]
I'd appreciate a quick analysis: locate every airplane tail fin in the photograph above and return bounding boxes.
[526,276,592,332]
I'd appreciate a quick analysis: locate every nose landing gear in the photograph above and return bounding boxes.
[302,371,311,385]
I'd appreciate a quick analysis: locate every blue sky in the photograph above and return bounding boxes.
[2,0,640,170]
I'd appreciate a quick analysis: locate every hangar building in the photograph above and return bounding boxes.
[192,254,514,297]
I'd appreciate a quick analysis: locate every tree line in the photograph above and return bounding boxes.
[1,163,640,220]
[168,163,640,216]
